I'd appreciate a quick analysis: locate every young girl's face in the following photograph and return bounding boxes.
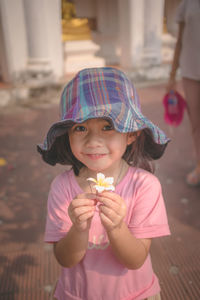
[68,118,136,173]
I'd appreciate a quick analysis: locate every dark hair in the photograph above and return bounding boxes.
[39,127,167,175]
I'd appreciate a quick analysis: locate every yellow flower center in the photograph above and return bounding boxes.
[98,179,109,187]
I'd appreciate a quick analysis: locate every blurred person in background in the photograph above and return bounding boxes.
[168,0,200,186]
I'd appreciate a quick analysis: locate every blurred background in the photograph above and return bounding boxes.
[0,0,181,106]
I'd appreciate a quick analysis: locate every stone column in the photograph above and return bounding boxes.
[118,0,164,70]
[118,0,145,69]
[0,0,28,82]
[23,0,63,81]
[95,0,119,65]
[45,0,63,79]
[142,0,164,67]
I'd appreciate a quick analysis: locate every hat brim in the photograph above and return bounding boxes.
[37,107,170,165]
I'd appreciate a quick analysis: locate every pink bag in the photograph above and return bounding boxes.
[163,90,186,126]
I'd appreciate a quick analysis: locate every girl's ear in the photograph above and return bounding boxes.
[127,131,141,145]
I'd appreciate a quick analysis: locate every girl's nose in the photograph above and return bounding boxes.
[85,131,102,147]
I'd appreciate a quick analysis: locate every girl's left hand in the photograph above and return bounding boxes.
[96,192,127,232]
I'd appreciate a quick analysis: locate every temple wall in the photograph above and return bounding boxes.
[0,0,179,85]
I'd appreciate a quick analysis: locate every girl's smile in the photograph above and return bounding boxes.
[85,153,107,160]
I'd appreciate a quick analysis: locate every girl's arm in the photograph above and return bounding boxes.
[53,224,89,268]
[167,22,185,91]
[107,222,151,270]
[53,194,96,268]
[98,192,151,269]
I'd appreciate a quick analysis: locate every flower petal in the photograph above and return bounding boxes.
[105,185,115,191]
[95,185,105,193]
[87,178,97,183]
[97,173,105,181]
[87,173,115,193]
[104,177,114,184]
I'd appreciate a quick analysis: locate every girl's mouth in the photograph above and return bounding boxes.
[85,154,107,160]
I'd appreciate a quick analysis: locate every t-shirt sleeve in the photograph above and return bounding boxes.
[128,174,170,239]
[175,0,186,23]
[44,173,72,243]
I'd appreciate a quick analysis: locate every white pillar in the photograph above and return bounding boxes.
[46,0,64,78]
[142,0,164,66]
[23,0,63,79]
[118,0,164,69]
[95,0,119,65]
[0,0,28,81]
[118,0,144,69]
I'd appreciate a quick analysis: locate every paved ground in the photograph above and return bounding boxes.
[0,81,199,300]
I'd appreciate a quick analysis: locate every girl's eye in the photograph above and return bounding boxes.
[103,124,113,131]
[73,125,86,132]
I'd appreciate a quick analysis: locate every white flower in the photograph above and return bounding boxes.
[87,173,115,193]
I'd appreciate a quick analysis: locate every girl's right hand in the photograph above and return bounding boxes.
[68,193,96,232]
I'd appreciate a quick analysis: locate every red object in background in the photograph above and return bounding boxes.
[163,90,187,126]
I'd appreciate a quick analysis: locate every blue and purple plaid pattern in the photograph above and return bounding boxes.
[59,67,169,144]
[40,67,169,151]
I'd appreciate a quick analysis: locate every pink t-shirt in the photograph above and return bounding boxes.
[45,167,170,300]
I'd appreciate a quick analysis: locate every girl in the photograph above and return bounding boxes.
[38,67,170,300]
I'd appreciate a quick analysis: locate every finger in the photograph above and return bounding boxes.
[97,198,119,213]
[70,198,96,209]
[99,202,126,221]
[99,205,121,220]
[73,206,95,218]
[73,215,94,232]
[76,193,97,200]
[97,195,126,214]
[70,207,95,225]
[99,212,114,229]
[99,208,125,232]
[76,210,95,223]
[97,191,122,203]
[68,199,95,221]
[70,194,97,210]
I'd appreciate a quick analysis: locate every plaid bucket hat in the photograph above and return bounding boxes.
[37,67,170,165]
